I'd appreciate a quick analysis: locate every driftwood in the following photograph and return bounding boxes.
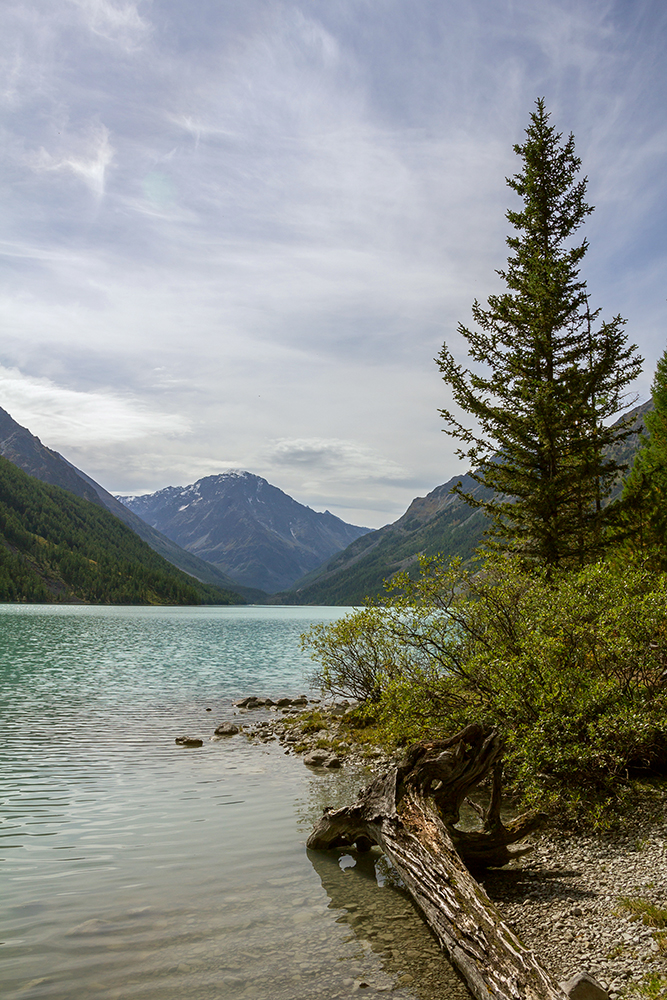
[307,724,567,1000]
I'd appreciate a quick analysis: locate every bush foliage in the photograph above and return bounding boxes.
[302,555,667,822]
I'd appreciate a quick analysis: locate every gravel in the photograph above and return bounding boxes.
[480,807,667,998]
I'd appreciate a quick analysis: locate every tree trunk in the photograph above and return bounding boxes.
[307,725,566,1000]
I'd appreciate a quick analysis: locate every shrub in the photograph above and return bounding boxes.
[302,555,667,818]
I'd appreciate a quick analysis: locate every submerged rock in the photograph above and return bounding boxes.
[175,736,204,747]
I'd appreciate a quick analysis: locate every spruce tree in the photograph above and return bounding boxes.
[622,352,667,568]
[436,99,643,569]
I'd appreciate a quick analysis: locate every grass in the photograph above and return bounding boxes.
[655,932,667,956]
[622,973,667,999]
[617,897,667,928]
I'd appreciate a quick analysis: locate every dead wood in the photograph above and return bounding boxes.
[307,724,565,1000]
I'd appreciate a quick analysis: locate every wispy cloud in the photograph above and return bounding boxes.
[67,0,150,50]
[0,365,188,447]
[30,124,114,197]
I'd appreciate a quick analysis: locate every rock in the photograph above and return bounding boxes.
[291,696,308,707]
[175,736,203,747]
[304,749,335,766]
[560,972,610,1000]
[276,697,292,707]
[214,723,239,736]
[325,756,342,768]
[233,696,256,707]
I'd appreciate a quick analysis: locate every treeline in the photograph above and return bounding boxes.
[0,457,242,605]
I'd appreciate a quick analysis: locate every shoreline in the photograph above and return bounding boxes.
[233,696,667,999]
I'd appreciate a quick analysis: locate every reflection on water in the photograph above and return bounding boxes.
[307,847,470,999]
[0,605,467,999]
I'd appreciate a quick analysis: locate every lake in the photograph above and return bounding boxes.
[0,604,468,1000]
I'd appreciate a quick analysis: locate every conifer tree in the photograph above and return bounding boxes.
[436,99,643,569]
[622,351,667,568]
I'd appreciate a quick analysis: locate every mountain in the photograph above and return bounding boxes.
[272,472,489,605]
[118,472,371,593]
[0,455,242,604]
[0,406,263,602]
[277,401,652,606]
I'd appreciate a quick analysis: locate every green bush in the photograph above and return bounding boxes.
[302,555,667,820]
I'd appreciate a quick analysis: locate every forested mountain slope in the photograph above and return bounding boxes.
[0,406,262,601]
[0,457,242,605]
[279,401,651,606]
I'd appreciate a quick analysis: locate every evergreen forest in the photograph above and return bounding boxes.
[0,456,242,605]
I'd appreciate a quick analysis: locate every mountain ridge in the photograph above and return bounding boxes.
[118,471,371,594]
[273,400,652,605]
[0,454,242,605]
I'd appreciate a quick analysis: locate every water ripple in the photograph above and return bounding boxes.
[0,605,465,1000]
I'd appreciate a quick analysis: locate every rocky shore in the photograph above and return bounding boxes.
[188,696,667,1000]
[482,818,667,998]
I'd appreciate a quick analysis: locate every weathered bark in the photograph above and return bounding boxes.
[307,725,565,1000]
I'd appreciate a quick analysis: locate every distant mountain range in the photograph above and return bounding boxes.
[0,406,261,602]
[118,473,371,594]
[0,398,650,608]
[275,400,652,605]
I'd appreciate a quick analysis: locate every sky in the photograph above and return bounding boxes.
[1,0,666,528]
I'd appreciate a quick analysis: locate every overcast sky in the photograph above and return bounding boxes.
[1,0,665,527]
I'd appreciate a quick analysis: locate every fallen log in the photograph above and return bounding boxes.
[307,724,567,1000]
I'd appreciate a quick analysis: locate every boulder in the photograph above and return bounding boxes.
[214,723,239,736]
[304,750,342,768]
[304,749,334,766]
[559,972,610,1000]
[175,736,203,747]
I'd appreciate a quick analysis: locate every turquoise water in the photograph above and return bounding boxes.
[0,605,467,1000]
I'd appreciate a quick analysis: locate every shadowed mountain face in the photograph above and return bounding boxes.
[276,401,652,606]
[118,473,371,594]
[0,406,257,601]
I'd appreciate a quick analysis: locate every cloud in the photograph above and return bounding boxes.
[30,124,114,197]
[0,365,189,447]
[0,0,664,528]
[267,437,408,483]
[67,0,150,50]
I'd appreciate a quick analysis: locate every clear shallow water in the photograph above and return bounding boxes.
[0,605,468,1000]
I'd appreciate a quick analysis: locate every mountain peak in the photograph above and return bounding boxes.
[118,473,370,593]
